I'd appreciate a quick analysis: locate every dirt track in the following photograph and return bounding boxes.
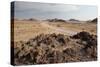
[40,21,78,35]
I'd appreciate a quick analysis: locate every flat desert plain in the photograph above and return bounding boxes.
[13,20,97,42]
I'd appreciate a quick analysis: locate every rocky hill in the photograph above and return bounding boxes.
[46,18,66,22]
[91,18,97,23]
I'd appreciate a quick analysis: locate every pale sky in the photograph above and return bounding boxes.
[12,1,98,21]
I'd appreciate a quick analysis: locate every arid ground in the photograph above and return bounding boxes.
[11,20,97,65]
[13,20,97,42]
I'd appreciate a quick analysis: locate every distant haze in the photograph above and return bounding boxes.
[13,1,97,21]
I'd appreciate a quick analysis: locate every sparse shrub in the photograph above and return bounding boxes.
[13,31,97,65]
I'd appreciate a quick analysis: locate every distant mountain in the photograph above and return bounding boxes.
[86,18,97,23]
[46,18,66,22]
[28,18,38,21]
[69,19,79,22]
[91,18,97,23]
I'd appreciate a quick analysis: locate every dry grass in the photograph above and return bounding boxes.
[13,20,97,42]
[13,32,97,65]
[48,22,97,34]
[13,20,52,41]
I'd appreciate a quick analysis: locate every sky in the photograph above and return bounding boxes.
[13,1,98,21]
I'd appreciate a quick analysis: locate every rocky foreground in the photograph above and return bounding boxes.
[12,31,97,65]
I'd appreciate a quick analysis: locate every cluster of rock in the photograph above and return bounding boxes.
[12,31,97,65]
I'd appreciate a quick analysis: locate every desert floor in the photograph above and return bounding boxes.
[11,20,97,65]
[13,20,97,42]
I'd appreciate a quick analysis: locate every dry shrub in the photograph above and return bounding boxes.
[13,31,97,65]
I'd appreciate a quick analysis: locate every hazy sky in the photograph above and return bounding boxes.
[13,1,97,21]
